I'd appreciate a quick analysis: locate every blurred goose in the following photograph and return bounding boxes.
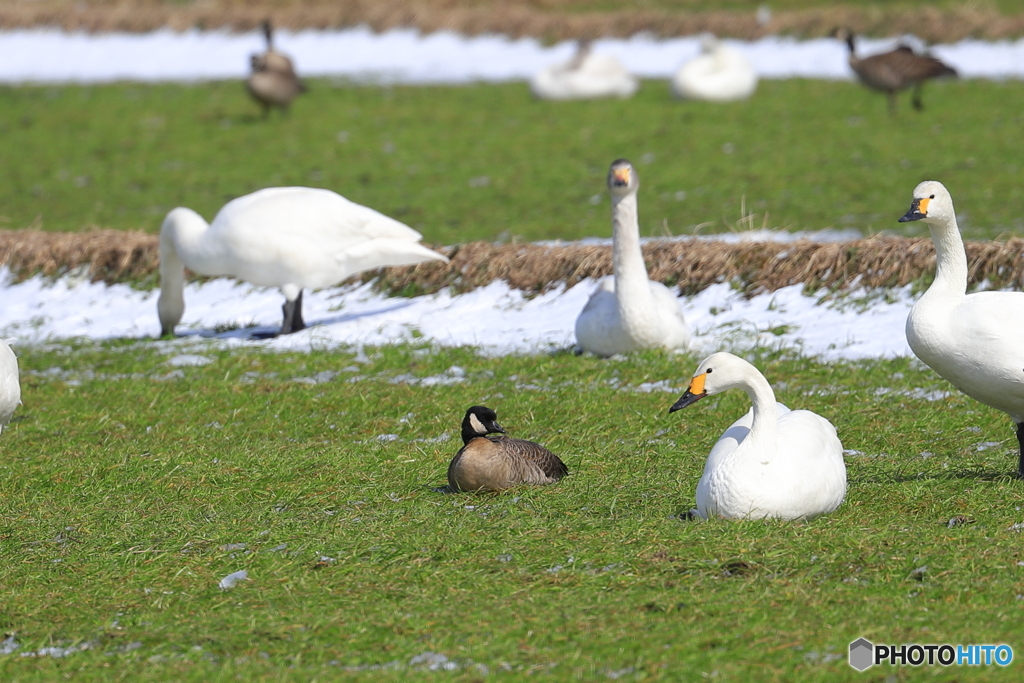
[447,406,568,492]
[575,159,690,356]
[671,34,758,102]
[247,19,306,116]
[833,28,957,113]
[899,180,1024,477]
[669,352,847,520]
[0,340,20,434]
[530,39,638,100]
[157,187,448,337]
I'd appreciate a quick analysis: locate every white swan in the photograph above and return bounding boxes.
[157,187,449,337]
[669,352,847,520]
[899,180,1024,477]
[671,35,758,102]
[0,340,21,434]
[574,159,690,356]
[530,40,639,100]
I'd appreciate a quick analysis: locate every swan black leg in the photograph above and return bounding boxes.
[280,290,306,335]
[1016,423,1024,478]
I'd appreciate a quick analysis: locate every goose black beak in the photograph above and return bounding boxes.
[492,422,506,434]
[898,197,929,223]
[669,389,706,413]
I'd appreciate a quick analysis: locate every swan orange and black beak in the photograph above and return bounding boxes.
[898,196,930,223]
[611,166,631,187]
[669,372,708,413]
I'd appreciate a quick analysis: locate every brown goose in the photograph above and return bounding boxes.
[246,19,306,116]
[447,406,568,492]
[833,28,956,113]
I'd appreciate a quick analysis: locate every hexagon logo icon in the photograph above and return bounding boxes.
[849,638,874,671]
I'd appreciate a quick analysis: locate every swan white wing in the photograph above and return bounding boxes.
[649,281,691,348]
[767,409,847,518]
[206,187,444,288]
[918,292,1024,420]
[215,187,424,245]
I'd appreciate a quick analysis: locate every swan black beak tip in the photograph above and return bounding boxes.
[669,390,706,413]
[899,198,927,223]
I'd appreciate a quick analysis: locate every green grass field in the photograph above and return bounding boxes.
[3,69,1024,680]
[0,344,1022,681]
[3,77,1022,245]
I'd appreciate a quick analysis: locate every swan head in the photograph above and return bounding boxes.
[699,33,721,53]
[461,405,506,443]
[898,180,955,226]
[669,352,755,412]
[607,159,638,198]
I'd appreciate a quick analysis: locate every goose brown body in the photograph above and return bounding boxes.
[447,406,568,492]
[247,20,306,116]
[834,28,956,113]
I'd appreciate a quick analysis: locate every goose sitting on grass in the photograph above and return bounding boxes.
[157,187,448,338]
[447,406,568,492]
[669,352,847,520]
[671,34,758,102]
[899,180,1024,477]
[530,39,639,100]
[574,159,690,356]
[0,340,20,434]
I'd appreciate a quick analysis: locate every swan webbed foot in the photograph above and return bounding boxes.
[279,290,306,335]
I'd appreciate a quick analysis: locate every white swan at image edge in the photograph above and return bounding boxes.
[530,40,639,100]
[671,34,758,102]
[574,159,690,356]
[157,186,448,337]
[0,340,21,434]
[669,352,847,520]
[899,180,1024,477]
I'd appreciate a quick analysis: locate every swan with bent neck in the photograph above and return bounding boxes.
[574,159,690,356]
[899,180,1024,477]
[671,34,757,102]
[157,187,448,338]
[530,40,638,100]
[669,352,847,520]
[0,340,20,434]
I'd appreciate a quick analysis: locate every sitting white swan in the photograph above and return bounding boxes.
[530,40,639,100]
[574,159,690,356]
[0,340,21,434]
[158,187,448,337]
[899,180,1024,477]
[671,34,758,102]
[669,352,847,520]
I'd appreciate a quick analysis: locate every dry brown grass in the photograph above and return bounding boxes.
[5,229,1024,299]
[2,1,1023,42]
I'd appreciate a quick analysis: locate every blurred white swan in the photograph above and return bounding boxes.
[531,40,639,100]
[671,35,757,102]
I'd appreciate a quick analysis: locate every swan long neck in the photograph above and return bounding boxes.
[611,192,657,321]
[157,208,221,335]
[741,372,779,452]
[922,215,968,306]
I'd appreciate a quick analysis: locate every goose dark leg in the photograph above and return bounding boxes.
[1016,423,1024,478]
[887,92,897,116]
[911,84,924,111]
[280,290,306,335]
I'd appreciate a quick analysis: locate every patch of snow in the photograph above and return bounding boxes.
[1,29,1022,84]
